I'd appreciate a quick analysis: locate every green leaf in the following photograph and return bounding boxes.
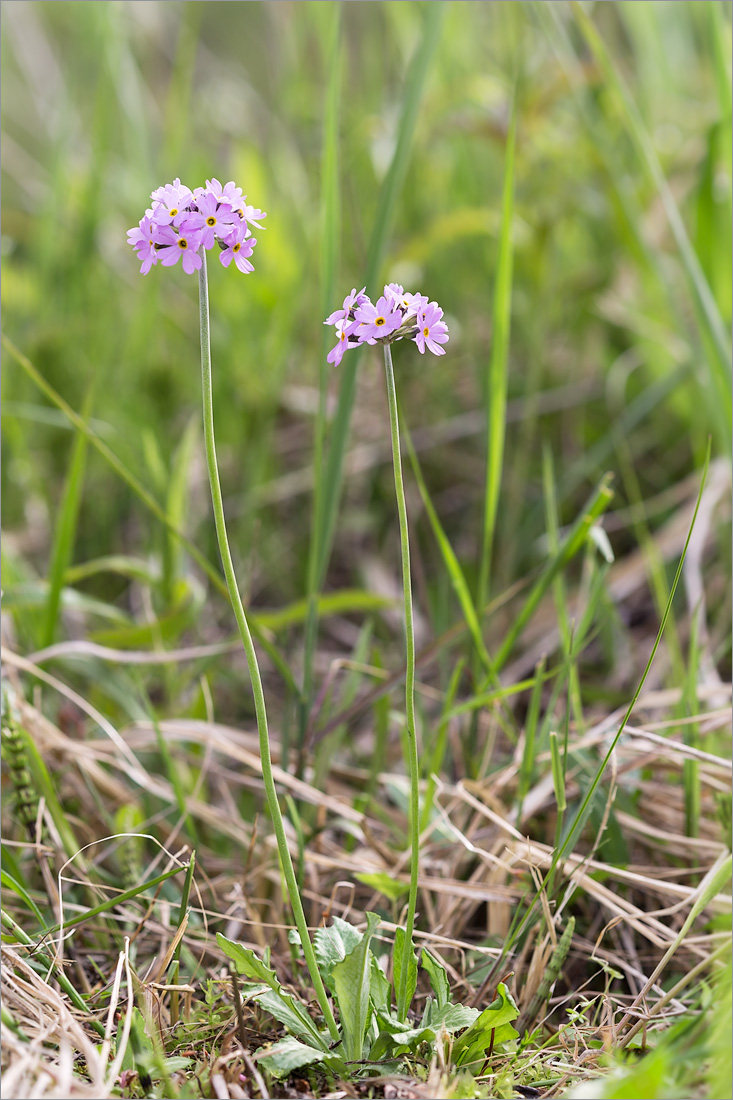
[43,381,93,647]
[257,1035,346,1079]
[65,554,160,586]
[421,949,450,1010]
[3,582,131,625]
[254,989,327,1050]
[255,590,395,634]
[257,1037,325,1077]
[163,413,198,605]
[331,912,379,1062]
[400,1004,481,1049]
[216,933,328,1051]
[373,1003,481,1056]
[355,871,410,903]
[452,983,520,1072]
[490,472,615,673]
[429,1003,480,1033]
[392,927,418,1020]
[477,97,517,614]
[370,955,392,1015]
[90,580,201,648]
[403,421,494,678]
[0,870,45,925]
[314,916,363,982]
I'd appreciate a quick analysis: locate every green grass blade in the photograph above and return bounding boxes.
[401,411,495,678]
[0,870,45,925]
[316,3,444,589]
[22,726,81,860]
[42,382,93,648]
[300,2,343,749]
[163,414,198,608]
[707,0,732,122]
[488,472,615,676]
[569,0,732,433]
[542,445,584,732]
[506,439,712,953]
[1,908,106,1037]
[3,334,223,592]
[3,334,298,693]
[39,863,187,939]
[516,655,546,821]
[477,99,517,614]
[421,658,465,832]
[170,851,195,1023]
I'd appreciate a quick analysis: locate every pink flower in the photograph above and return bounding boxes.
[150,178,193,226]
[323,284,450,362]
[184,192,236,250]
[128,176,267,275]
[383,282,404,306]
[200,178,243,207]
[127,215,158,275]
[324,287,368,326]
[219,228,257,273]
[414,302,449,355]
[384,283,428,317]
[354,295,403,341]
[327,320,354,366]
[240,202,267,230]
[155,223,203,275]
[398,290,429,317]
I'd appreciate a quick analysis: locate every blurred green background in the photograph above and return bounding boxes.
[2,0,731,692]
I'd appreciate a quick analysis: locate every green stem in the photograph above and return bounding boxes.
[383,342,419,1022]
[197,248,339,1042]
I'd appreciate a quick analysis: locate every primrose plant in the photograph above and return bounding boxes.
[128,190,519,1078]
[325,283,449,1021]
[128,178,340,1043]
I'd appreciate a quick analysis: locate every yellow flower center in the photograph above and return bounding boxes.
[375,317,386,327]
[206,216,217,227]
[233,242,241,253]
[170,207,179,216]
[423,327,429,337]
[178,238,188,250]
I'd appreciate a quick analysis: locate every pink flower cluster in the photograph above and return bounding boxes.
[324,283,449,366]
[127,178,266,276]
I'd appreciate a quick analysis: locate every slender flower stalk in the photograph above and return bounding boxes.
[382,342,420,1022]
[324,281,449,1022]
[197,247,339,1042]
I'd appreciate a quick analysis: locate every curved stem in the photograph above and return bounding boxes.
[382,342,419,1022]
[197,248,339,1042]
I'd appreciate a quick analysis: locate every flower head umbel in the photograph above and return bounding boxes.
[127,177,266,275]
[323,284,449,362]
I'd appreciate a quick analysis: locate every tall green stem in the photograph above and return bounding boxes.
[382,342,420,1022]
[197,249,339,1042]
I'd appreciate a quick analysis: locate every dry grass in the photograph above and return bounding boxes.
[2,605,730,1097]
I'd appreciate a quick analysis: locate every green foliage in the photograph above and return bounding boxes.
[452,984,521,1072]
[219,917,516,1083]
[331,911,380,1061]
[258,1035,342,1079]
[216,933,329,1051]
[313,915,364,980]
